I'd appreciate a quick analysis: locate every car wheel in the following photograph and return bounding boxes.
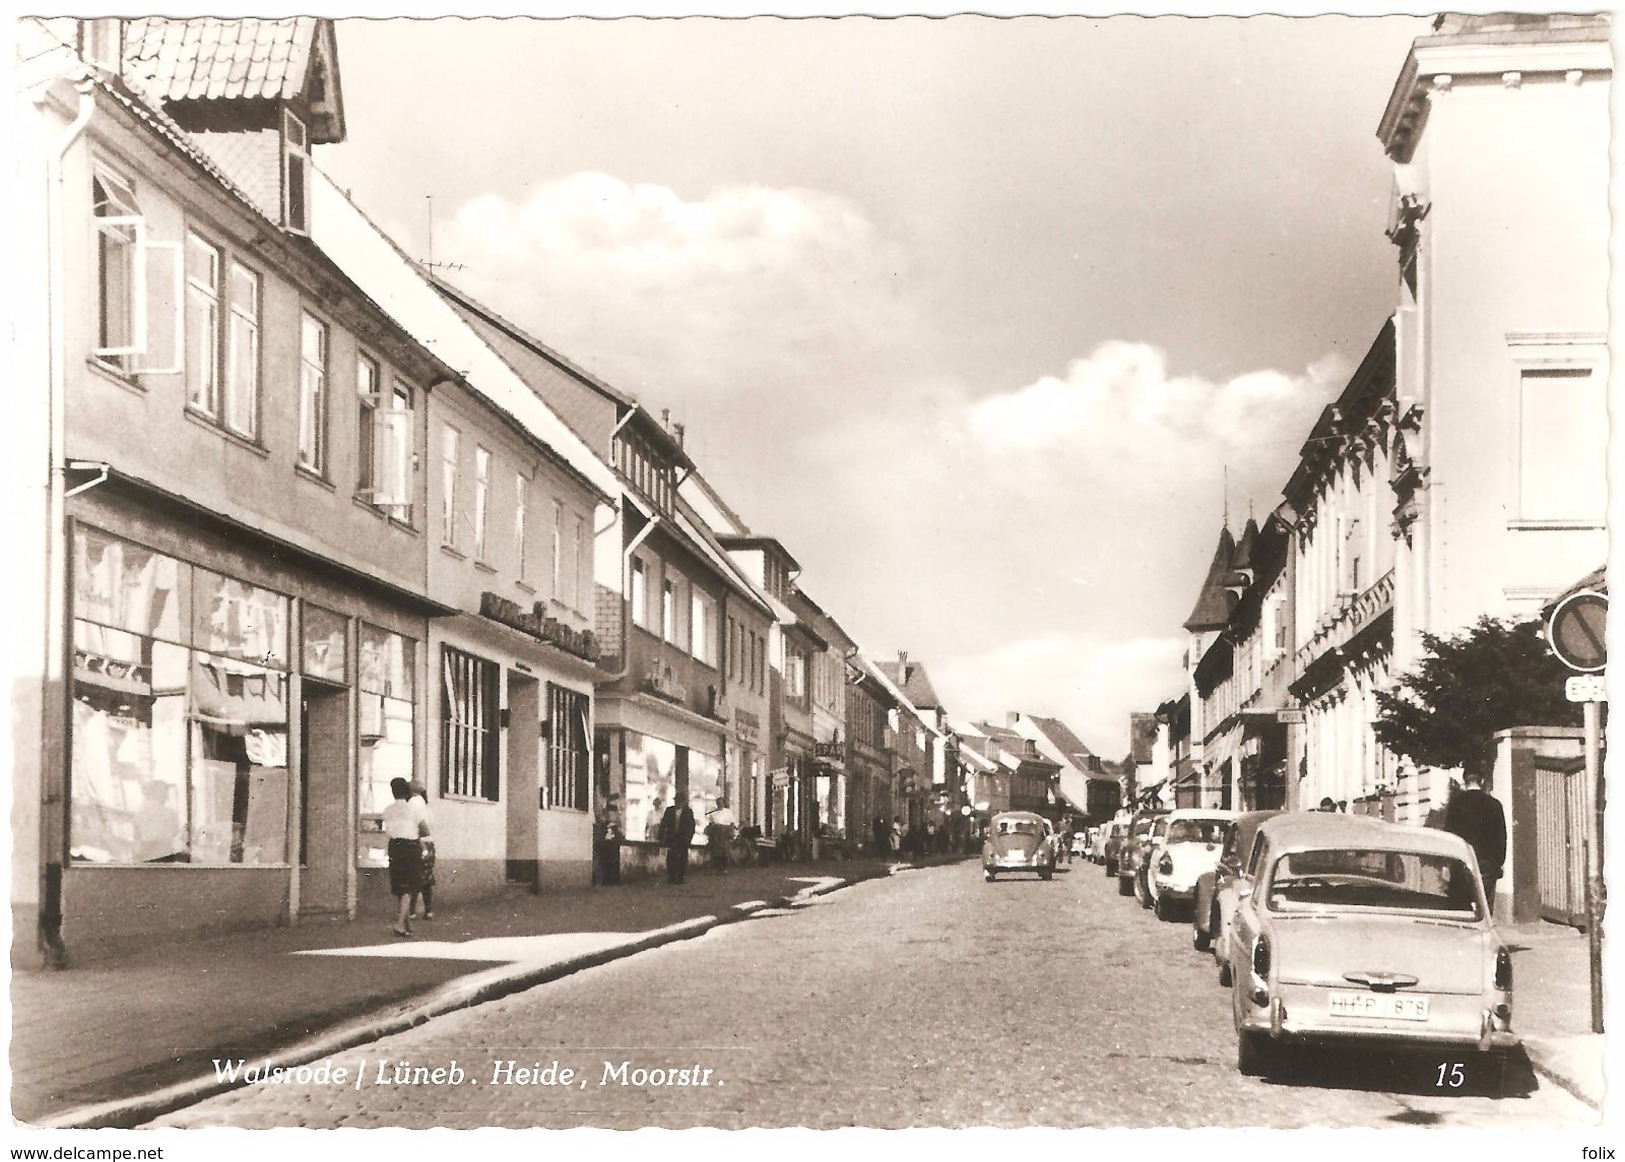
[1237,1029,1273,1077]
[1104,859,1117,877]
[984,870,995,882]
[1117,874,1134,896]
[1136,873,1153,909]
[1155,895,1176,922]
[1192,921,1212,952]
[1218,957,1233,988]
[1040,867,1053,881]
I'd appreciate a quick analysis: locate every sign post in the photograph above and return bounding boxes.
[1550,590,1606,1035]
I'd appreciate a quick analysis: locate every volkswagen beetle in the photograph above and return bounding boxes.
[983,811,1057,882]
[1225,813,1516,1077]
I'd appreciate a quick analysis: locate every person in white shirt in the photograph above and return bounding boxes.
[705,798,737,874]
[382,777,425,936]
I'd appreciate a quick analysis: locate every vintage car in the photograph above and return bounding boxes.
[1146,808,1237,920]
[983,811,1058,882]
[1224,813,1517,1077]
[1071,828,1092,858]
[1193,809,1284,967]
[1100,817,1131,875]
[1117,810,1168,898]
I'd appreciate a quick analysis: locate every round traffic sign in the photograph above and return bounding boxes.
[1549,590,1608,673]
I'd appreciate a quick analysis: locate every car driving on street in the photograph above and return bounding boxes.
[983,811,1058,882]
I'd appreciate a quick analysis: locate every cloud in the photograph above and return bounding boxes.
[438,174,921,399]
[933,632,1188,759]
[967,341,1348,469]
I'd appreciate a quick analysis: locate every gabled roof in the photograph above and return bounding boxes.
[877,657,943,711]
[1025,714,1094,762]
[309,167,618,504]
[123,17,345,142]
[1183,525,1239,632]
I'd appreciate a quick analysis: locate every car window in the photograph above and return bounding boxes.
[1245,835,1269,878]
[996,819,1041,836]
[1266,848,1481,918]
[1169,820,1228,844]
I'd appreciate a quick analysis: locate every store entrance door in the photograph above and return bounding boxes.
[300,682,350,914]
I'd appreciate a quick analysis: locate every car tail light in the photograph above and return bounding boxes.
[1252,936,1271,979]
[1158,855,1173,875]
[1495,947,1513,991]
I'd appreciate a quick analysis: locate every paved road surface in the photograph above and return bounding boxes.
[157,861,1597,1128]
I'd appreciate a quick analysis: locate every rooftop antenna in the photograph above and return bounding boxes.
[422,194,466,275]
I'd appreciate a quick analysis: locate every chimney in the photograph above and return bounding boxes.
[897,650,908,678]
[1007,711,1021,728]
[673,422,685,449]
[661,408,671,431]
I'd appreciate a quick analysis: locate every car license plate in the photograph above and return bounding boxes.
[1328,992,1430,1021]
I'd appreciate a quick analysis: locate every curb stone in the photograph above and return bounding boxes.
[37,877,855,1130]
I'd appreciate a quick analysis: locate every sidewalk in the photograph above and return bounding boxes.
[10,857,915,1128]
[1502,918,1606,1110]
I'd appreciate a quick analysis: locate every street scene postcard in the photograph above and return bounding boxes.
[6,4,1616,1151]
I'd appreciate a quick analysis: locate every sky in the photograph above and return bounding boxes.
[317,14,1435,758]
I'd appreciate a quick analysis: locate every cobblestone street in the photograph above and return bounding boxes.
[156,862,1596,1129]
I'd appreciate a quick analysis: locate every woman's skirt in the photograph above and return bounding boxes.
[388,837,423,896]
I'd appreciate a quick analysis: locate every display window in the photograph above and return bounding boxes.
[619,732,723,845]
[70,526,291,866]
[357,623,416,868]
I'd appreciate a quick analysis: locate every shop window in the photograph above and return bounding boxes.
[544,684,590,811]
[357,624,416,867]
[441,645,499,801]
[298,313,328,473]
[69,526,292,866]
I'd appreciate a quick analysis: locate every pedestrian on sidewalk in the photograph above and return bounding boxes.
[890,816,903,855]
[383,778,426,937]
[1442,766,1507,917]
[408,780,436,920]
[658,797,696,884]
[705,797,737,873]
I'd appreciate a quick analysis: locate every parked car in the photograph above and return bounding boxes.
[1224,813,1517,1077]
[1100,817,1131,876]
[1147,808,1238,921]
[983,811,1058,882]
[1192,809,1285,969]
[1118,810,1168,898]
[1071,829,1092,858]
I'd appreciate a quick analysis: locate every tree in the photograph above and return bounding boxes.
[1373,615,1581,779]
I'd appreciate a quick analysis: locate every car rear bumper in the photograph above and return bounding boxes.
[1238,989,1519,1052]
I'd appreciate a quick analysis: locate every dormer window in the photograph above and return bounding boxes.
[282,109,311,234]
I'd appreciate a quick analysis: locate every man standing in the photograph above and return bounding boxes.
[658,796,697,884]
[1442,768,1507,918]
